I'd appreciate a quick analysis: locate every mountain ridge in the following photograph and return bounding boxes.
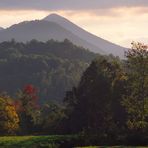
[0,20,105,54]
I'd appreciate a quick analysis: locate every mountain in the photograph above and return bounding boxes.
[0,14,127,58]
[44,14,127,58]
[0,20,104,54]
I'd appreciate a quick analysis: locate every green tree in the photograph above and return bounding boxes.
[122,42,148,131]
[64,57,126,140]
[41,102,65,134]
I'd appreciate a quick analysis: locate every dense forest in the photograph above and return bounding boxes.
[0,39,101,103]
[0,41,148,146]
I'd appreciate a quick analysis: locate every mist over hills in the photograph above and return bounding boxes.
[0,14,127,58]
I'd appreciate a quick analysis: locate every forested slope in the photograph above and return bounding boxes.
[0,39,99,102]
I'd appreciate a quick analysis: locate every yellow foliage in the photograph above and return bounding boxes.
[0,97,19,135]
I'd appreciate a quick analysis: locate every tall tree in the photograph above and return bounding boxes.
[64,57,126,140]
[122,42,148,131]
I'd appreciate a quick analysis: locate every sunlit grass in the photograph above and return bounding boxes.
[0,135,76,147]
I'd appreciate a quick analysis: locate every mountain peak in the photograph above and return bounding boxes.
[48,13,61,17]
[44,13,65,21]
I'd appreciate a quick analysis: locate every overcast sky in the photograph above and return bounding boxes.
[0,0,148,10]
[0,0,148,47]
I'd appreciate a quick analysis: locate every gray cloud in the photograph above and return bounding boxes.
[0,0,148,10]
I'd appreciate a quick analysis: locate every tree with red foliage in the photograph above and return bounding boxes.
[21,84,39,111]
[17,84,41,134]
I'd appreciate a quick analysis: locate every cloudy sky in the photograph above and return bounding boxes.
[0,0,148,47]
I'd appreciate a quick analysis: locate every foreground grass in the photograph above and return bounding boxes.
[78,146,148,148]
[1,136,148,148]
[0,135,79,148]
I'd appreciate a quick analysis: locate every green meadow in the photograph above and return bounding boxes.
[0,135,79,148]
[0,136,148,148]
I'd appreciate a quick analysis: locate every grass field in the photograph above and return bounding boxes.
[0,135,80,148]
[0,136,148,148]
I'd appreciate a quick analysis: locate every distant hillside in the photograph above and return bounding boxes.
[44,14,127,58]
[0,20,104,54]
[0,39,100,102]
